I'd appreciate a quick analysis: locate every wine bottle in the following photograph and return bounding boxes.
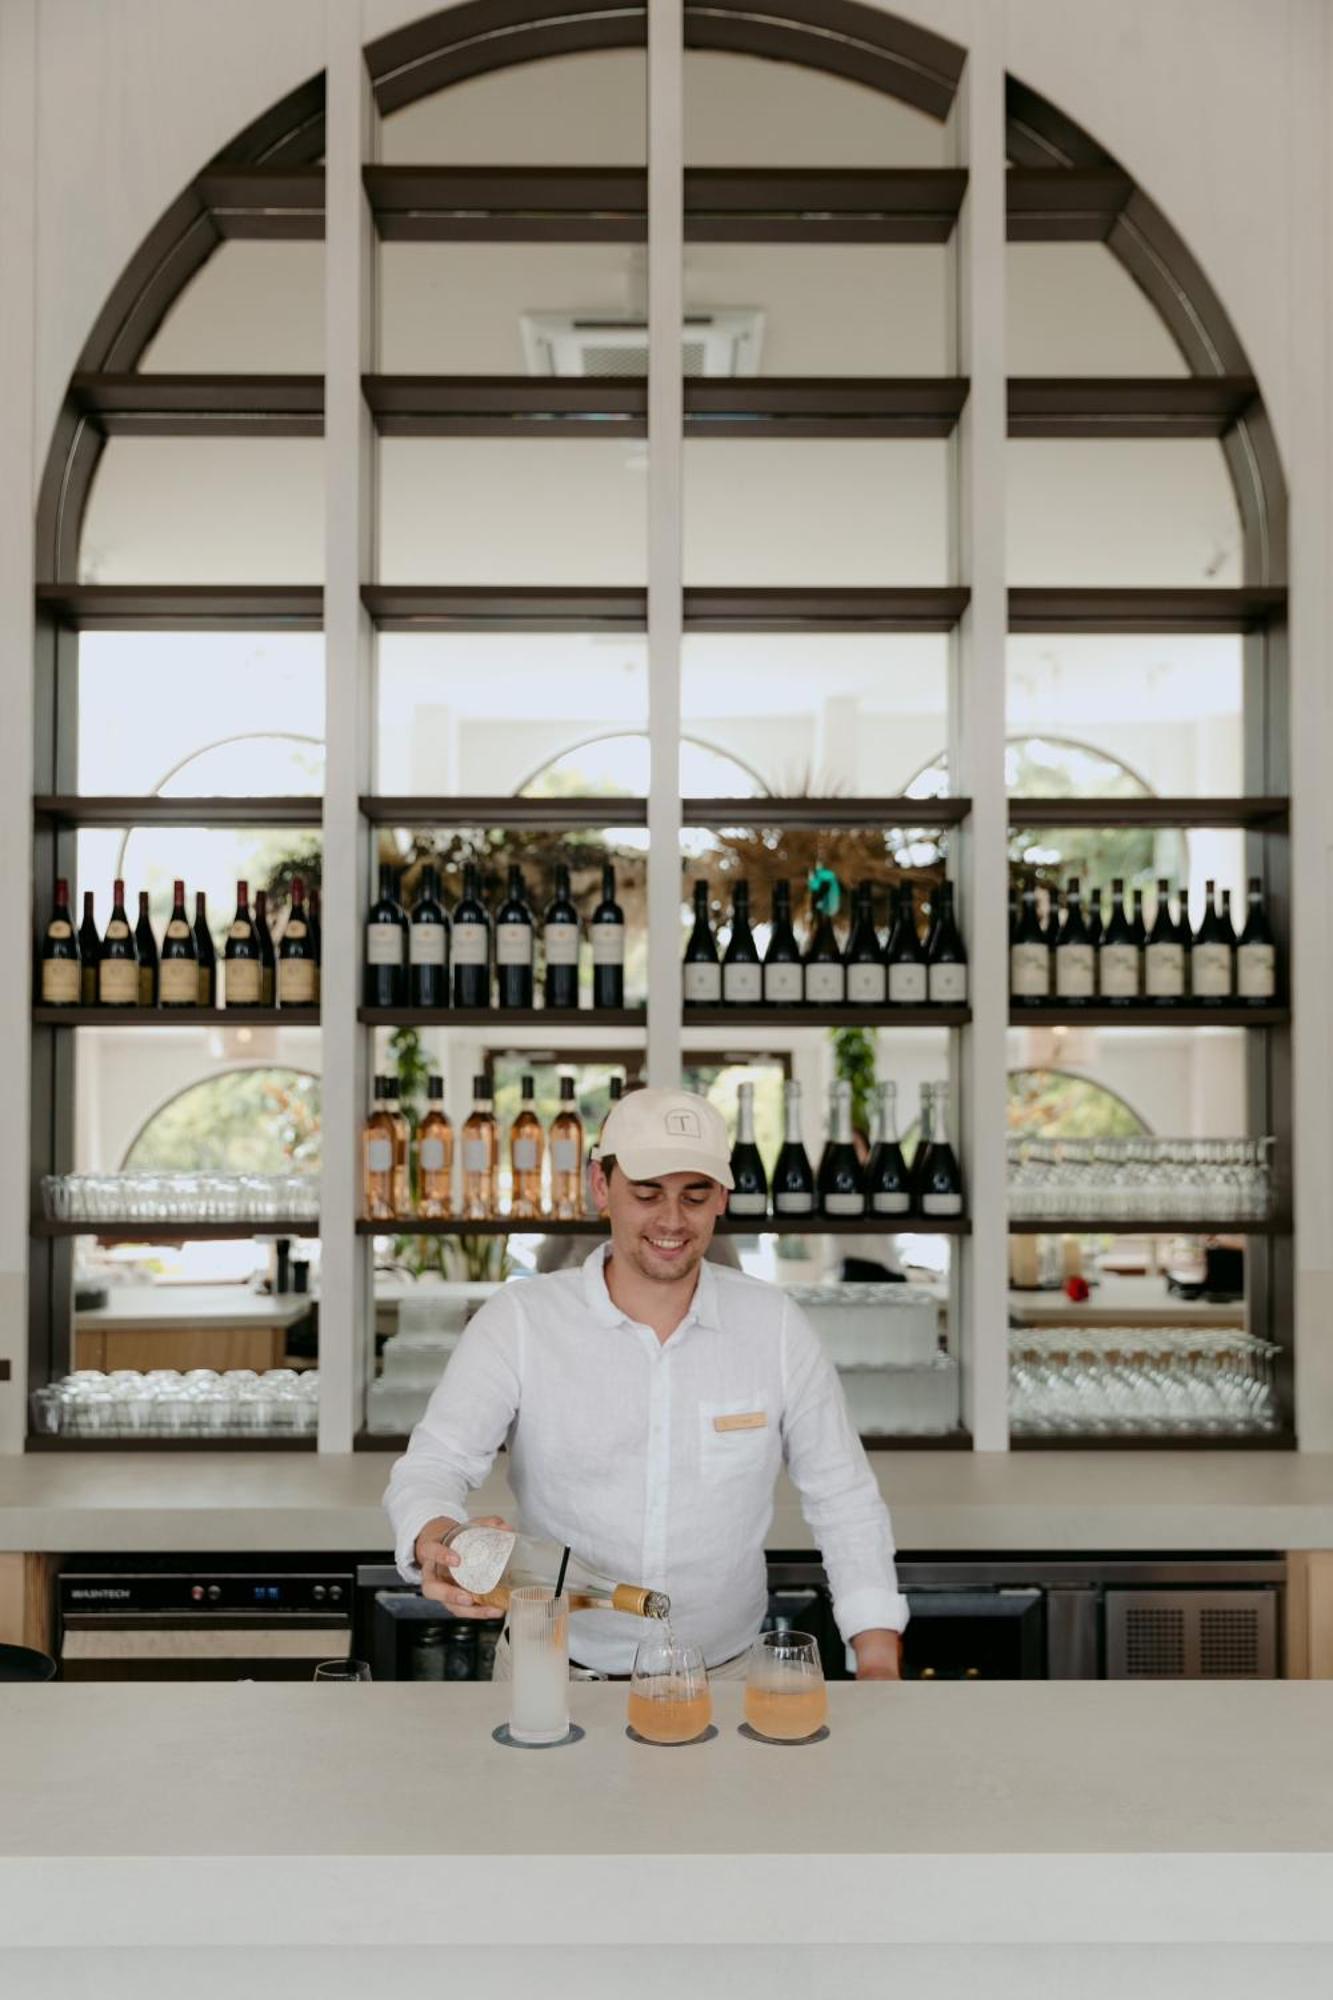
[78,891,100,1006]
[803,885,845,1008]
[543,862,581,1012]
[772,1078,816,1216]
[496,863,535,1010]
[409,864,449,1010]
[1129,885,1147,953]
[682,881,721,1005]
[1237,877,1277,1001]
[440,1525,669,1621]
[1055,877,1095,1003]
[1099,878,1138,1001]
[452,863,492,1010]
[1220,887,1239,977]
[926,881,968,1006]
[509,1074,545,1219]
[1145,879,1185,1001]
[886,883,928,1006]
[39,878,81,1007]
[1010,879,1051,1000]
[590,862,625,1011]
[1192,879,1232,1000]
[158,880,198,1008]
[865,1079,911,1217]
[308,887,323,1003]
[362,1076,396,1223]
[728,1080,769,1219]
[223,881,263,1008]
[365,863,408,1009]
[550,1076,585,1220]
[277,876,318,1008]
[722,880,762,1006]
[763,879,803,1006]
[254,889,276,1009]
[383,1076,412,1218]
[1176,886,1194,997]
[193,891,217,1008]
[910,1082,935,1210]
[818,1079,866,1218]
[918,1080,963,1217]
[98,879,139,1008]
[462,1074,499,1219]
[135,891,159,1008]
[1087,886,1104,950]
[844,882,886,1007]
[418,1075,454,1220]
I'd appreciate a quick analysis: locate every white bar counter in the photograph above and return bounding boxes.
[2,1681,1331,1998]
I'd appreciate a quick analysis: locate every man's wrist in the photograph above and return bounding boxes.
[850,1628,902,1678]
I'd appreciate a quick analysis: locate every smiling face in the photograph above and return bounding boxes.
[591,1160,727,1285]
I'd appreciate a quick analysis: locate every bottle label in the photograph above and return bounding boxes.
[552,1139,579,1172]
[99,960,138,1006]
[453,922,488,968]
[48,920,72,939]
[1099,943,1138,998]
[512,1138,539,1171]
[723,962,762,1004]
[847,963,887,1005]
[804,962,845,1005]
[225,960,262,1007]
[1055,944,1095,999]
[159,960,198,1005]
[367,1137,392,1174]
[1237,943,1276,999]
[684,962,721,1004]
[410,922,446,967]
[1010,943,1050,998]
[922,1192,963,1216]
[727,1193,768,1217]
[366,924,403,967]
[1192,943,1232,998]
[106,920,129,941]
[774,1191,814,1215]
[872,1191,911,1216]
[463,1139,490,1172]
[496,923,532,968]
[888,961,927,1005]
[41,960,81,1004]
[823,1193,865,1216]
[544,923,580,967]
[196,966,212,1007]
[284,919,307,941]
[420,1137,447,1174]
[165,918,190,940]
[929,962,968,1005]
[591,927,624,966]
[1145,943,1185,997]
[764,962,803,1005]
[278,960,317,1005]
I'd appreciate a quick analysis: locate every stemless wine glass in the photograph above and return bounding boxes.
[314,1659,371,1682]
[627,1636,712,1744]
[743,1630,828,1742]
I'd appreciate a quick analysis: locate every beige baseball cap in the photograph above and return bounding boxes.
[598,1087,734,1189]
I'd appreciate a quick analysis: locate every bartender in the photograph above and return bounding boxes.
[385,1087,907,1680]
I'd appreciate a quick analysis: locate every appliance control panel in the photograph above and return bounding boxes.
[61,1572,354,1615]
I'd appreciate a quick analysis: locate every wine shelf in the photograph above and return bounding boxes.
[1008,796,1289,829]
[362,586,646,632]
[1007,587,1286,634]
[32,1007,320,1028]
[359,794,647,828]
[33,1218,321,1239]
[1005,166,1134,241]
[36,584,323,631]
[359,1214,971,1237]
[357,1006,646,1029]
[683,587,970,632]
[1012,1431,1297,1453]
[71,372,324,437]
[684,1005,970,1028]
[34,794,322,827]
[1008,1004,1288,1028]
[680,796,970,828]
[26,1435,319,1453]
[1007,1217,1288,1237]
[196,166,325,239]
[1008,376,1259,439]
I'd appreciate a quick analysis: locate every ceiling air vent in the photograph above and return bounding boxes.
[521,309,763,378]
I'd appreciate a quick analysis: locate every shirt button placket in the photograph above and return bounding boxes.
[643,1339,671,1587]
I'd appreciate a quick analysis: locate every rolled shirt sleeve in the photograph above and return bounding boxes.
[779,1295,911,1641]
[382,1288,523,1581]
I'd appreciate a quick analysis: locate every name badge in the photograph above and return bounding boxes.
[713,1411,768,1433]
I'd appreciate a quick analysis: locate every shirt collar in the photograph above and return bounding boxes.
[580,1240,722,1334]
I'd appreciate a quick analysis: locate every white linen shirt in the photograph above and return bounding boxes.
[383,1244,910,1675]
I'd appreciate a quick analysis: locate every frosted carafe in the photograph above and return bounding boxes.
[443,1525,670,1619]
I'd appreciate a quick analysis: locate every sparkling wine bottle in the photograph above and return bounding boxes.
[772,1078,815,1216]
[918,1080,963,1217]
[728,1080,769,1219]
[865,1080,911,1217]
[818,1079,865,1218]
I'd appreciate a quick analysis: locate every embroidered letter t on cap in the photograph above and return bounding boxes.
[599,1087,734,1189]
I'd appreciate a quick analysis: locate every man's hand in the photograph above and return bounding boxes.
[414,1514,515,1619]
[851,1628,902,1681]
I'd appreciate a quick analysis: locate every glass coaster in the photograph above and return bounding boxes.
[625,1724,718,1747]
[492,1722,586,1750]
[738,1722,830,1746]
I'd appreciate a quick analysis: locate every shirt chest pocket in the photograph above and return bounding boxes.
[699,1398,774,1485]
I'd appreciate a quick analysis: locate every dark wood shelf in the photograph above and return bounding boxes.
[684,587,970,632]
[1008,588,1287,634]
[684,1005,969,1028]
[359,1217,603,1236]
[1008,796,1288,829]
[36,585,323,631]
[1009,1003,1288,1028]
[1008,376,1259,439]
[34,794,322,827]
[358,1007,646,1029]
[363,586,646,632]
[32,1006,320,1028]
[25,1435,318,1453]
[365,165,649,241]
[196,166,325,240]
[681,795,969,828]
[360,1213,970,1237]
[1005,166,1134,242]
[1007,1217,1288,1237]
[71,373,324,437]
[686,168,968,244]
[1012,1431,1295,1452]
[684,379,968,437]
[359,795,647,828]
[33,1218,320,1239]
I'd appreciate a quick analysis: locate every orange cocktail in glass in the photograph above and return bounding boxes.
[628,1638,712,1744]
[743,1630,828,1742]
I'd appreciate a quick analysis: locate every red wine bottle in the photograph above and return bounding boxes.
[224,880,263,1009]
[278,877,318,1008]
[159,880,198,1008]
[78,890,100,1006]
[135,890,159,1008]
[98,880,139,1008]
[40,878,81,1008]
[193,891,217,1007]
